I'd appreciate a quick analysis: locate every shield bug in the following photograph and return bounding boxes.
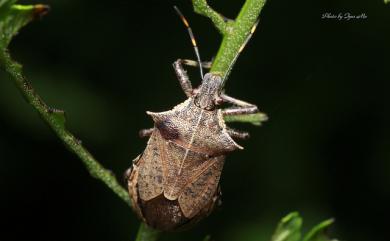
[125,7,265,231]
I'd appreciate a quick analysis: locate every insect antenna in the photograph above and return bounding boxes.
[174,6,204,80]
[223,19,260,84]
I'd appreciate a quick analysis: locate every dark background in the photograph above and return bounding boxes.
[1,0,389,241]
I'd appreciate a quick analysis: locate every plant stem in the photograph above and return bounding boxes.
[2,1,267,241]
[192,0,228,34]
[192,0,267,80]
[192,0,268,126]
[0,51,131,206]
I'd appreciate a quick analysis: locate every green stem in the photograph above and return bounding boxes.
[1,42,153,241]
[192,0,267,79]
[0,50,131,206]
[192,0,268,126]
[192,0,228,34]
[135,223,161,241]
[2,1,267,241]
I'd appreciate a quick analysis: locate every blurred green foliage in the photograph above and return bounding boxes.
[1,0,132,210]
[0,0,40,49]
[270,212,336,241]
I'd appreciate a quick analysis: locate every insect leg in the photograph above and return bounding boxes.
[173,59,194,97]
[222,106,258,116]
[172,58,213,97]
[226,128,250,139]
[221,94,259,116]
[181,59,212,69]
[221,94,258,108]
[139,128,154,138]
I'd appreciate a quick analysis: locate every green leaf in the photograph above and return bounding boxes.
[385,0,390,4]
[303,219,337,241]
[224,112,268,126]
[0,1,49,50]
[271,212,302,241]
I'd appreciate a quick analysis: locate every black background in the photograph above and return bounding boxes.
[0,0,389,241]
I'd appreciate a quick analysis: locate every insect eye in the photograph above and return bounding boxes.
[205,104,215,111]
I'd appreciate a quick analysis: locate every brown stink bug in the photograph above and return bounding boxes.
[125,7,265,231]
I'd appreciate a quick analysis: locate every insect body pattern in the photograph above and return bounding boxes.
[126,7,265,231]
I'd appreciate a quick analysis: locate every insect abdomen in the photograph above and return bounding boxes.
[138,194,189,231]
[128,130,224,231]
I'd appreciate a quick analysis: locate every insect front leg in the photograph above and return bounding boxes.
[173,59,212,97]
[181,59,212,69]
[221,94,259,116]
[173,59,193,97]
[222,106,258,116]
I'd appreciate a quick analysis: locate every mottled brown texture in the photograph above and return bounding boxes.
[127,97,239,231]
[178,155,224,218]
[139,194,187,231]
[126,65,261,231]
[149,98,242,154]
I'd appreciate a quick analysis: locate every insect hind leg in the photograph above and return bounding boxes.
[227,128,250,139]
